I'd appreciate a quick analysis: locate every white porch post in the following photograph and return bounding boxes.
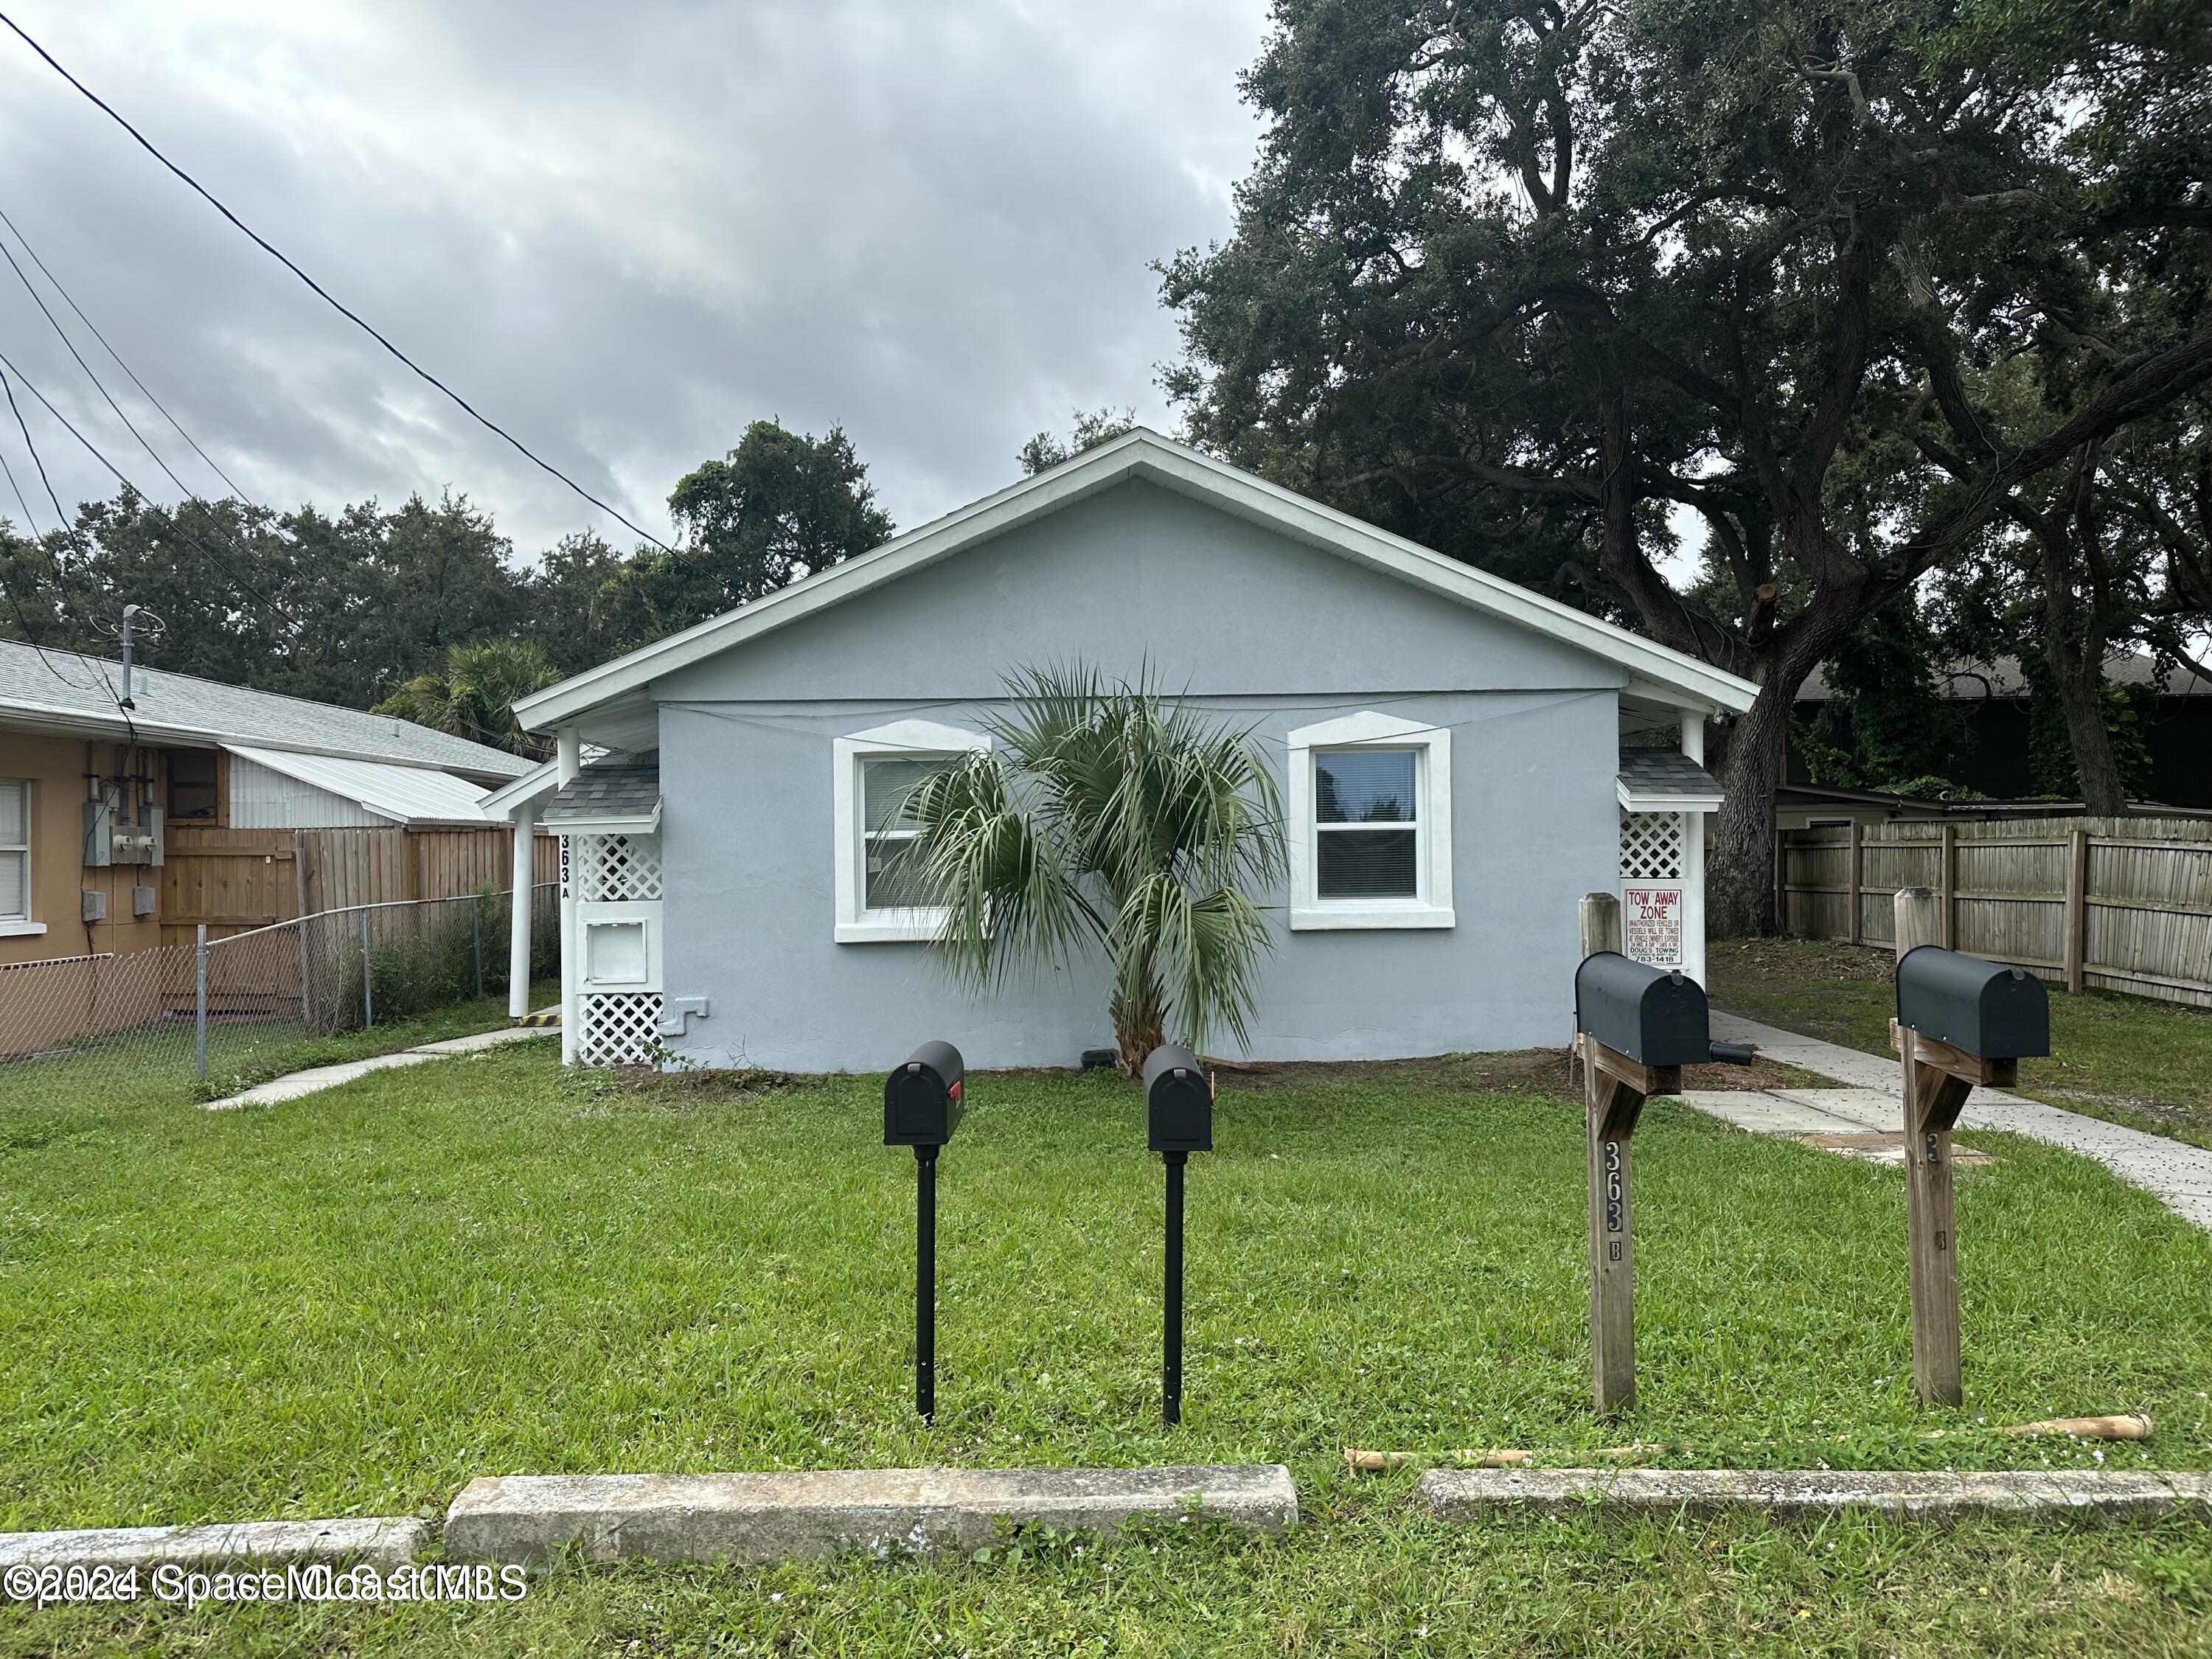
[1680,711,1708,987]
[507,799,538,1020]
[556,728,581,1065]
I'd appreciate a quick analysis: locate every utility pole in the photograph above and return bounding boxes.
[119,603,142,709]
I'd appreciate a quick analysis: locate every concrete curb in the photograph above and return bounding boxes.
[445,1465,1298,1565]
[0,1517,426,1573]
[1417,1467,2212,1520]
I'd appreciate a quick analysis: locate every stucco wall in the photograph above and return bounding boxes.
[650,479,1624,1071]
[0,733,166,967]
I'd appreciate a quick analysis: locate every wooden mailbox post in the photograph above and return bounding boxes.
[1890,924,2050,1408]
[1571,894,1752,1415]
[1578,1026,1679,1416]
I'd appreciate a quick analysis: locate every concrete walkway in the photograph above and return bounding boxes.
[204,1025,553,1110]
[1694,1012,2212,1231]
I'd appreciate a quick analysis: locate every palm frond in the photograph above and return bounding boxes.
[908,660,1286,1065]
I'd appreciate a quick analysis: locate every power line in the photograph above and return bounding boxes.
[0,204,248,501]
[0,223,191,493]
[0,9,678,555]
[0,430,35,529]
[0,357,64,524]
[0,342,296,627]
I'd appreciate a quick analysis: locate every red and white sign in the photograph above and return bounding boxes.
[1623,885,1685,968]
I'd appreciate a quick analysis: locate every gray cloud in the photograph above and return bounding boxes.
[0,0,1267,554]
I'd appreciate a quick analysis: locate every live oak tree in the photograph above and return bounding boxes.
[1018,408,1139,476]
[619,420,893,638]
[1161,0,2212,931]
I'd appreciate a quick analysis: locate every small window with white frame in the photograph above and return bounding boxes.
[0,779,28,925]
[1287,712,1453,930]
[833,719,990,943]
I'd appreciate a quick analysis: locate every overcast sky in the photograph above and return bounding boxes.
[0,0,1270,559]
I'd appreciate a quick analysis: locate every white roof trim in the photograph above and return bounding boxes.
[481,759,563,818]
[1618,779,1725,814]
[515,430,1759,730]
[546,804,661,835]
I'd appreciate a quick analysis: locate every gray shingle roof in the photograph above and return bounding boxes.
[0,639,531,779]
[1617,745,1722,796]
[542,751,661,822]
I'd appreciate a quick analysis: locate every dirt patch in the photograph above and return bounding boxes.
[1709,936,1895,984]
[598,1048,1823,1102]
[1188,1048,1821,1097]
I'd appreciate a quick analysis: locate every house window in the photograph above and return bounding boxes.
[1315,748,1419,899]
[1287,712,1453,930]
[863,757,945,911]
[167,749,220,820]
[832,719,991,943]
[0,779,27,924]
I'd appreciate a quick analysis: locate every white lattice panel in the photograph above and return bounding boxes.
[571,833,664,902]
[1619,811,1685,881]
[577,990,664,1066]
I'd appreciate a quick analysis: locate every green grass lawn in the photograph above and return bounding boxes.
[1709,937,2212,1151]
[2,1043,2208,1655]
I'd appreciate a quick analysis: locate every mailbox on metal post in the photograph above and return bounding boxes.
[884,1040,965,1422]
[1143,1043,1211,1425]
[1572,952,1754,1415]
[1890,947,2049,1408]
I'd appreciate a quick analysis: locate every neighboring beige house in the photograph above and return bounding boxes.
[0,639,529,967]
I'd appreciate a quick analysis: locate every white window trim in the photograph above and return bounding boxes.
[1286,711,1454,931]
[0,778,32,931]
[832,719,991,944]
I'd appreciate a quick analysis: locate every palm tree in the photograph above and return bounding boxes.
[904,664,1285,1074]
[373,640,560,758]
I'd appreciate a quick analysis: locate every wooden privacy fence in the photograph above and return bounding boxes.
[1777,817,2212,1007]
[160,824,559,947]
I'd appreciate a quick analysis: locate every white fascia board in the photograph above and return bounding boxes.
[513,430,1760,731]
[1618,779,1725,814]
[481,759,563,818]
[546,804,662,837]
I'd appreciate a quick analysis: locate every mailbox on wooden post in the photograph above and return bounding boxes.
[884,1040,965,1422]
[1891,947,2049,1407]
[1143,1043,1212,1425]
[1573,951,1753,1415]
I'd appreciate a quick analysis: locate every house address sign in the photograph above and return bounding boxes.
[1622,885,1685,968]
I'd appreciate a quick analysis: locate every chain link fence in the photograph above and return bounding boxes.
[0,883,559,1096]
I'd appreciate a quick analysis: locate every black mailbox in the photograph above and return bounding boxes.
[1574,952,1711,1068]
[1896,946,2051,1060]
[884,1040,966,1147]
[1143,1043,1212,1153]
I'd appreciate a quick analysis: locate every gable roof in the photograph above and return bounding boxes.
[0,639,532,781]
[515,429,1759,731]
[223,744,498,825]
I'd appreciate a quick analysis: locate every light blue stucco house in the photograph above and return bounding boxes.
[495,431,1757,1071]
